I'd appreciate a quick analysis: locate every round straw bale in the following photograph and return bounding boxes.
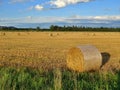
[67,45,102,72]
[49,33,53,37]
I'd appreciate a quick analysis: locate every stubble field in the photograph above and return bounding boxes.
[0,31,120,71]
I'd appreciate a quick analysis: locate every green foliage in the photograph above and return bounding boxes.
[62,70,119,90]
[0,67,54,90]
[49,25,120,32]
[0,67,119,90]
[0,25,120,32]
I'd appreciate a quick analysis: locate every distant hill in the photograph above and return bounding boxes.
[0,26,17,30]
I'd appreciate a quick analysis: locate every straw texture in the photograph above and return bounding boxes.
[66,45,102,72]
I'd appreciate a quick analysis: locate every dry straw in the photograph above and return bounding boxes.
[67,45,102,72]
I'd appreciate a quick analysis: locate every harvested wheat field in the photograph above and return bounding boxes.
[0,32,120,71]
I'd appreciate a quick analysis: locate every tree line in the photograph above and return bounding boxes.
[0,25,120,32]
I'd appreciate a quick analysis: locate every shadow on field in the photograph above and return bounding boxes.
[101,52,110,67]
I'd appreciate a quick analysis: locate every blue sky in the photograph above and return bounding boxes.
[0,0,120,28]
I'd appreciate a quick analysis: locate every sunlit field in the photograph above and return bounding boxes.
[0,32,120,70]
[0,31,120,89]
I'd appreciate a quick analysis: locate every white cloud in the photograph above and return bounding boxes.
[50,0,66,8]
[35,5,44,10]
[93,16,111,20]
[50,0,93,8]
[71,15,120,20]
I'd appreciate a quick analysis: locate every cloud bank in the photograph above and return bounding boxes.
[1,15,120,23]
[0,15,120,28]
[70,15,120,21]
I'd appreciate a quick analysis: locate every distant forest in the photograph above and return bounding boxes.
[0,25,120,32]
